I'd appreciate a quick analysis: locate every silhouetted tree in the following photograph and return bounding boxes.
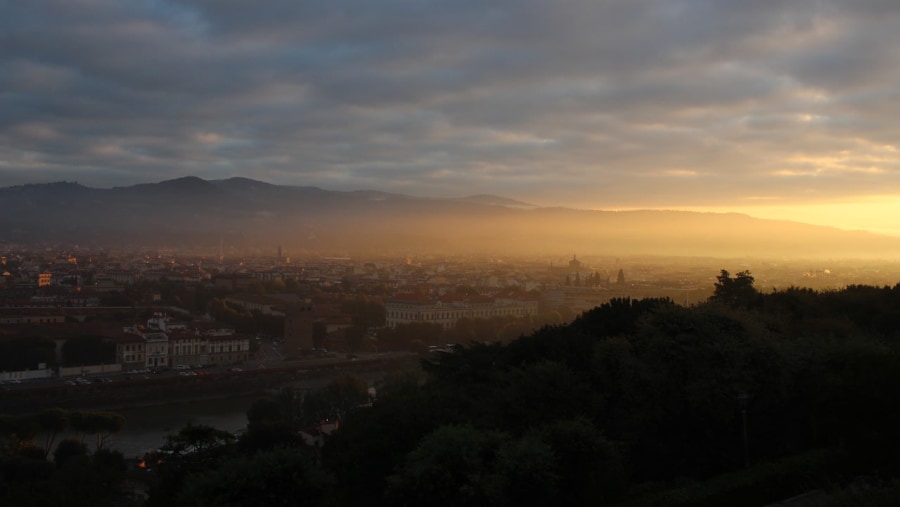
[69,411,125,450]
[240,395,303,453]
[0,337,57,371]
[35,408,69,456]
[386,425,507,506]
[710,270,758,308]
[150,423,236,506]
[177,448,333,507]
[62,336,116,366]
[53,439,88,468]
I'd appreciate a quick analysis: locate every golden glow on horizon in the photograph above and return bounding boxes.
[591,196,900,238]
[686,196,900,237]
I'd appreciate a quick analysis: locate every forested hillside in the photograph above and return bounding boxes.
[325,271,900,506]
[5,271,900,506]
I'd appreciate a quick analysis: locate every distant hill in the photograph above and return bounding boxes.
[2,176,899,258]
[453,194,536,208]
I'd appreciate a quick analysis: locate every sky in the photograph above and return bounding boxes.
[2,0,900,235]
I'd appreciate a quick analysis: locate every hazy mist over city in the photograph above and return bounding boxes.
[4,1,900,506]
[4,176,900,261]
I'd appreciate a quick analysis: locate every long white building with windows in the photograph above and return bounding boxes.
[385,293,538,329]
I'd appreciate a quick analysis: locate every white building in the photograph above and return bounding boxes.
[385,293,538,329]
[143,332,169,368]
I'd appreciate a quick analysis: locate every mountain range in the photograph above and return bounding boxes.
[2,176,899,259]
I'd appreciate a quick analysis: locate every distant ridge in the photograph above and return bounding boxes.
[455,194,536,209]
[1,176,898,258]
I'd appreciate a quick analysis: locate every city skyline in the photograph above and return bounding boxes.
[3,1,900,235]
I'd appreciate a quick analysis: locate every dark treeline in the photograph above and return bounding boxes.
[144,373,372,506]
[325,271,900,506]
[8,271,900,505]
[0,338,56,371]
[0,409,127,506]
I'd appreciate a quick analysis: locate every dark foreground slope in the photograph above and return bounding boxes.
[5,278,900,505]
[323,281,900,506]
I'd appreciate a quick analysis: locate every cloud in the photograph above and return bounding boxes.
[1,0,899,213]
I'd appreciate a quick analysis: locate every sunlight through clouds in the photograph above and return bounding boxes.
[1,0,899,234]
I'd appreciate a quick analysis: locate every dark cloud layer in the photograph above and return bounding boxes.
[2,0,899,215]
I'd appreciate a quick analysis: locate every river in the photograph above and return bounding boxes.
[27,355,412,459]
[71,369,387,458]
[102,393,264,458]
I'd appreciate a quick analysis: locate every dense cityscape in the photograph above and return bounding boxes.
[5,0,900,503]
[5,243,900,382]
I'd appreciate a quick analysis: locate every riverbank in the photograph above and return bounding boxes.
[0,353,418,414]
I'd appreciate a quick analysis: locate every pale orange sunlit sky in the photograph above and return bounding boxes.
[718,200,900,238]
[593,197,900,238]
[2,1,900,237]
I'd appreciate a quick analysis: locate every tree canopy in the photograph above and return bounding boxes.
[12,270,900,505]
[710,269,759,308]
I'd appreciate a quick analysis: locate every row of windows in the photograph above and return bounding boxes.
[0,316,64,324]
[390,308,533,319]
[173,345,206,355]
[388,307,533,322]
[123,346,246,359]
[210,344,244,353]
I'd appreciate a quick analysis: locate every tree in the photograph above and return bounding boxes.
[317,374,370,422]
[35,408,69,456]
[529,418,625,505]
[43,443,128,507]
[386,425,507,507]
[53,438,88,468]
[240,390,305,453]
[69,411,125,450]
[0,337,57,371]
[61,336,116,366]
[710,270,758,308]
[490,435,559,506]
[177,448,334,507]
[150,423,236,506]
[163,423,236,457]
[0,413,38,454]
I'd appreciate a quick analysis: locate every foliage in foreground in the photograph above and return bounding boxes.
[324,276,900,505]
[143,275,900,505]
[10,272,900,506]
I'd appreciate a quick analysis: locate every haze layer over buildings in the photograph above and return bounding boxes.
[3,177,900,260]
